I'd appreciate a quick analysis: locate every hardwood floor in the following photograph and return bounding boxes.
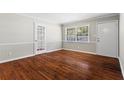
[0,50,123,80]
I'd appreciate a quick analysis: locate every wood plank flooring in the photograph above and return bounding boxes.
[0,50,123,80]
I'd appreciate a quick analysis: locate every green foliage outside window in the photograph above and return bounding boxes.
[66,25,89,42]
[67,28,76,35]
[77,26,88,36]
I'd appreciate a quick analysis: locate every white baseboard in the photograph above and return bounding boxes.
[118,57,124,78]
[64,48,124,79]
[0,54,34,64]
[62,48,96,55]
[0,49,62,64]
[46,48,62,53]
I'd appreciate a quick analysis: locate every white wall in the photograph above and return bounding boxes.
[46,24,62,51]
[0,14,33,43]
[0,14,62,63]
[119,14,124,77]
[0,14,34,62]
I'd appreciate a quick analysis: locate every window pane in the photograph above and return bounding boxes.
[77,36,88,41]
[66,28,76,42]
[77,26,89,42]
[65,25,89,42]
[67,28,76,35]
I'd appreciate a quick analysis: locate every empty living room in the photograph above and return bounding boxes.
[0,13,124,80]
[1,0,124,93]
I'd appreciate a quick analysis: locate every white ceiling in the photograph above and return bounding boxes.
[20,13,111,24]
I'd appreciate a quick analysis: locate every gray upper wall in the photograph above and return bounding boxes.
[62,14,119,53]
[0,14,34,43]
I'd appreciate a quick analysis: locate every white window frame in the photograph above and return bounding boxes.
[64,24,90,43]
[64,27,76,42]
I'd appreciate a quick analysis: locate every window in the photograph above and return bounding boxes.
[65,25,89,42]
[66,28,76,42]
[77,26,88,42]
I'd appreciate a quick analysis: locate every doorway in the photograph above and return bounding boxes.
[97,20,118,58]
[34,23,46,55]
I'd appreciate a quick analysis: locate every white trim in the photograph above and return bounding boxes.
[63,48,120,58]
[34,50,47,55]
[0,49,62,63]
[46,48,62,53]
[64,24,90,43]
[118,57,124,79]
[63,41,96,44]
[62,48,96,55]
[0,42,33,46]
[34,23,47,55]
[0,54,34,64]
[96,20,119,58]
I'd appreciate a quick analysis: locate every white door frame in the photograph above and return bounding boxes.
[34,22,47,55]
[96,20,119,58]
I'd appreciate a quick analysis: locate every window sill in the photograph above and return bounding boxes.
[63,41,96,44]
